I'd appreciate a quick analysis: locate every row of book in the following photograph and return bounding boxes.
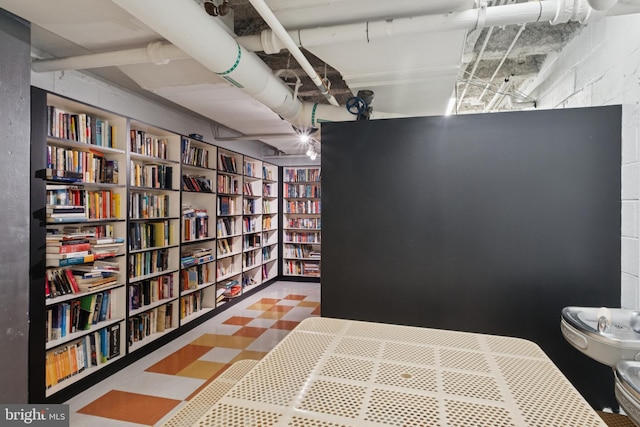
[242,273,258,288]
[216,217,238,238]
[128,248,170,279]
[284,245,322,259]
[46,190,121,223]
[244,161,259,178]
[46,233,123,269]
[263,216,274,230]
[130,130,168,160]
[128,303,173,345]
[243,251,259,269]
[183,207,209,241]
[285,200,321,214]
[218,195,238,216]
[286,217,321,229]
[217,174,240,195]
[180,291,205,319]
[283,183,321,198]
[216,260,237,280]
[284,232,322,244]
[46,290,115,341]
[128,220,172,251]
[262,166,275,181]
[47,106,114,148]
[182,174,213,193]
[129,275,174,311]
[218,154,238,173]
[45,324,121,389]
[46,185,84,208]
[263,200,274,214]
[129,192,170,219]
[181,139,210,168]
[181,264,210,290]
[243,181,257,196]
[243,233,261,250]
[243,217,258,233]
[217,238,235,256]
[130,161,173,190]
[243,198,257,215]
[284,168,320,183]
[262,246,274,261]
[263,182,276,197]
[219,279,241,299]
[46,146,119,184]
[284,260,321,276]
[181,247,214,269]
[46,266,113,298]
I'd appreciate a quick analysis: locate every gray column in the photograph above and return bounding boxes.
[0,9,31,403]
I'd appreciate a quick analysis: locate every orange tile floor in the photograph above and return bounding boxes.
[66,281,320,426]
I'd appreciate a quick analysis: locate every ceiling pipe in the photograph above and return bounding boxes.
[38,0,632,130]
[32,42,187,73]
[110,0,354,131]
[237,0,605,54]
[247,0,339,107]
[457,0,507,111]
[478,23,526,102]
[37,0,615,75]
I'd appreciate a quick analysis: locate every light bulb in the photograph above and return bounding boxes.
[310,151,317,160]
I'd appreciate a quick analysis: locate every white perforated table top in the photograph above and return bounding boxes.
[195,317,606,426]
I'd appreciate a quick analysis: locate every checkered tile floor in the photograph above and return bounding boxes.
[66,281,320,426]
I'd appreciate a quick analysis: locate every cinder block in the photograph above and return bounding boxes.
[622,237,639,277]
[622,105,639,164]
[622,162,640,200]
[621,272,639,309]
[622,201,638,238]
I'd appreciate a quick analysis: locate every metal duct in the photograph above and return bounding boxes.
[111,0,354,130]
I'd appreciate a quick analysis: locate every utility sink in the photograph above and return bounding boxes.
[616,361,640,426]
[561,306,640,367]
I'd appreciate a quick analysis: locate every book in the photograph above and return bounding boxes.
[108,323,121,358]
[91,293,103,325]
[98,291,110,322]
[78,294,97,330]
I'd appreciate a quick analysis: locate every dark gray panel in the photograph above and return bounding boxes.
[321,107,621,410]
[0,9,31,403]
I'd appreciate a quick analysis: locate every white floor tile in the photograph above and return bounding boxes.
[199,347,242,363]
[245,329,293,352]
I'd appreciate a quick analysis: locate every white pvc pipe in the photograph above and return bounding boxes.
[32,42,187,73]
[248,0,339,107]
[238,1,563,54]
[110,0,353,130]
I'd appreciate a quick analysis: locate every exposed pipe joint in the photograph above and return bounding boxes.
[475,0,489,30]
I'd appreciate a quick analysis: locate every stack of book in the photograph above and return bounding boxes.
[180,247,214,268]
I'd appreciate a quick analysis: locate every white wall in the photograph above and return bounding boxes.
[526,14,640,308]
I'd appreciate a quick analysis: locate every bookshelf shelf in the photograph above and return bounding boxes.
[31,89,282,403]
[45,353,125,398]
[129,296,178,317]
[283,167,321,279]
[45,317,125,351]
[128,327,177,353]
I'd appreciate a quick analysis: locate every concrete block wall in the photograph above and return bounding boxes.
[527,14,640,308]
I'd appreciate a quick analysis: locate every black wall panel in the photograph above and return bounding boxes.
[321,106,621,409]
